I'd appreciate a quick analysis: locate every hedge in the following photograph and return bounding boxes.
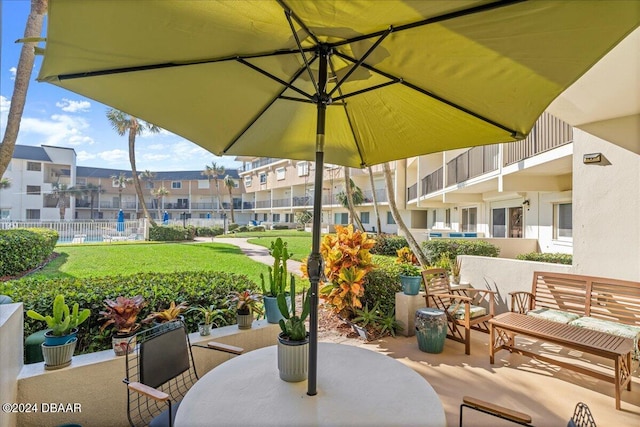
[0,228,59,277]
[149,225,196,241]
[361,267,402,315]
[370,234,408,256]
[195,226,224,237]
[272,224,289,230]
[249,225,267,232]
[0,271,258,354]
[421,239,499,264]
[227,223,239,232]
[516,252,572,265]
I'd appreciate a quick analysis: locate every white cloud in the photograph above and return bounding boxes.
[147,143,166,150]
[56,98,91,113]
[19,114,95,147]
[9,67,17,80]
[76,150,98,162]
[98,149,128,163]
[143,153,172,162]
[0,95,9,113]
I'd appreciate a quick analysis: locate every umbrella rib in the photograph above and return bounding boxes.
[329,0,525,48]
[222,63,313,155]
[333,80,400,102]
[236,57,314,101]
[334,51,520,137]
[328,26,393,98]
[284,9,319,94]
[277,0,320,45]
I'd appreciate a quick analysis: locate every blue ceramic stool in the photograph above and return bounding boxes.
[415,308,447,353]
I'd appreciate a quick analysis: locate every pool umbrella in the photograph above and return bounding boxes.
[36,0,639,395]
[117,209,125,233]
[163,211,170,225]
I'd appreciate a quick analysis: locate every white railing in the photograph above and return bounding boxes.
[0,219,147,243]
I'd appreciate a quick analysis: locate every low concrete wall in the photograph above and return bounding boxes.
[476,238,539,259]
[16,321,279,427]
[459,255,572,314]
[0,303,24,427]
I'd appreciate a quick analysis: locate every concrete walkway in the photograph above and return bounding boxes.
[198,237,304,277]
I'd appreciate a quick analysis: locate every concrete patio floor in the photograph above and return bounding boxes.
[321,331,640,426]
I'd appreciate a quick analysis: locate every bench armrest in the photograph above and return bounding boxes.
[509,291,534,314]
[127,381,169,402]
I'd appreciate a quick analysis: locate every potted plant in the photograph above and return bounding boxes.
[396,247,423,295]
[276,275,310,382]
[26,295,90,370]
[228,290,263,330]
[450,258,462,285]
[260,237,292,324]
[143,301,189,324]
[99,295,146,356]
[188,304,228,336]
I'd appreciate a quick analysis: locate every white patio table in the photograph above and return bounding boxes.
[175,341,446,426]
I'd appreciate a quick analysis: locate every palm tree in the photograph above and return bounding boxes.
[0,0,47,178]
[139,170,157,224]
[106,109,160,224]
[202,162,225,214]
[367,167,382,235]
[223,175,236,223]
[81,183,105,219]
[151,186,170,220]
[383,162,428,267]
[50,182,81,220]
[337,169,365,230]
[111,172,133,210]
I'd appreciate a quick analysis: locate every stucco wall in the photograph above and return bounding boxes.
[0,303,24,427]
[16,321,279,427]
[572,130,640,281]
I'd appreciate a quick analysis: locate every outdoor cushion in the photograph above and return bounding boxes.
[526,308,580,324]
[569,317,640,358]
[448,305,486,320]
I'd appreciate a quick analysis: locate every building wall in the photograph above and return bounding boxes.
[0,303,24,427]
[572,129,640,281]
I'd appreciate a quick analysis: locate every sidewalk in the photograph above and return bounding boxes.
[199,237,304,277]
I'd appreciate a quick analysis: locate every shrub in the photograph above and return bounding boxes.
[195,226,224,237]
[0,228,59,277]
[272,224,289,230]
[149,225,196,241]
[360,268,401,315]
[227,223,239,232]
[249,225,266,232]
[421,239,499,264]
[370,234,408,256]
[0,271,258,354]
[234,225,249,233]
[516,252,572,265]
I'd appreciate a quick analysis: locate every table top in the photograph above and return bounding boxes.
[176,342,446,427]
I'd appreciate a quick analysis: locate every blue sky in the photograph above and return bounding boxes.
[0,0,242,172]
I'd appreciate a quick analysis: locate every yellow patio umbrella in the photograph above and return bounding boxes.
[36,0,639,396]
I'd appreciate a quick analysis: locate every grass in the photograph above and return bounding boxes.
[221,229,311,239]
[247,236,313,262]
[32,242,269,284]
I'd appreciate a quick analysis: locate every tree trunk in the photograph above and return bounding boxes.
[367,167,382,235]
[228,188,235,223]
[128,126,157,227]
[344,167,364,231]
[383,162,429,267]
[0,0,48,178]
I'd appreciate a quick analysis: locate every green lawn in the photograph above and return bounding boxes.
[247,236,313,262]
[222,230,311,239]
[33,242,269,284]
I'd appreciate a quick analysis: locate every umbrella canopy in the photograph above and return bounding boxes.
[36,0,639,395]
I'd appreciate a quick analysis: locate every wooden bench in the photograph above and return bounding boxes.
[489,271,640,410]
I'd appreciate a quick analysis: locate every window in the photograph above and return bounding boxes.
[387,211,396,225]
[276,167,286,181]
[334,212,348,225]
[445,208,451,228]
[297,162,309,177]
[197,180,209,189]
[26,185,41,195]
[432,210,436,224]
[259,173,267,184]
[554,203,572,240]
[145,181,154,189]
[26,209,40,220]
[177,198,189,209]
[273,213,281,222]
[262,213,268,221]
[27,162,41,171]
[171,181,182,189]
[360,211,370,224]
[1,209,10,220]
[285,213,293,223]
[461,207,477,232]
[244,176,252,187]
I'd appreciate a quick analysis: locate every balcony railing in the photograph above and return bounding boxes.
[255,200,271,209]
[503,112,572,165]
[421,168,444,196]
[242,201,255,209]
[362,189,387,203]
[293,196,311,206]
[407,183,417,201]
[272,198,289,208]
[446,144,499,186]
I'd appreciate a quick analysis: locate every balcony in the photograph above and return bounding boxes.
[504,112,572,166]
[255,200,271,209]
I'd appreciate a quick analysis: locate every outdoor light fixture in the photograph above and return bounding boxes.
[583,153,602,164]
[522,199,530,207]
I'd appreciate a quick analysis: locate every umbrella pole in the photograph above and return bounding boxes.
[307,45,329,397]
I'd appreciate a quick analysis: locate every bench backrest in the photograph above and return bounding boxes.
[532,271,640,327]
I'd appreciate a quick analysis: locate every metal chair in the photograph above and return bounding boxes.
[422,268,495,355]
[123,320,242,427]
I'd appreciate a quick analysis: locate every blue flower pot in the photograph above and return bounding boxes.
[400,275,422,295]
[264,295,291,324]
[43,328,78,346]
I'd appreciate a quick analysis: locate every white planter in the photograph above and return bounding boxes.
[112,334,136,356]
[277,333,309,382]
[41,338,77,370]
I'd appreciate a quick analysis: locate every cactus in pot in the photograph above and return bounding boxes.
[261,237,293,323]
[277,275,309,342]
